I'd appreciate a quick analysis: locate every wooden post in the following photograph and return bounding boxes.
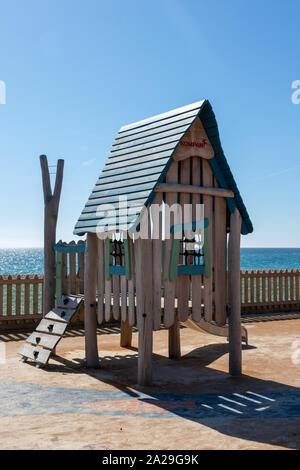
[120,316,132,348]
[84,233,99,368]
[168,316,181,359]
[228,208,242,376]
[135,232,153,386]
[40,155,64,316]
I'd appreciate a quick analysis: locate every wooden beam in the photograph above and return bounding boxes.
[40,155,64,316]
[84,233,99,368]
[135,222,153,386]
[228,208,242,376]
[155,183,234,198]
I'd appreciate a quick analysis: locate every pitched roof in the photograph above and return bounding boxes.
[74,100,253,236]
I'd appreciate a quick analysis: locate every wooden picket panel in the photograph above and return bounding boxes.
[191,157,202,323]
[152,193,163,330]
[202,159,214,321]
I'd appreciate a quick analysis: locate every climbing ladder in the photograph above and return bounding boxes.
[18,294,84,367]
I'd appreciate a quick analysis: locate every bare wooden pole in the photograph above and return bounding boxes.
[84,233,99,368]
[135,235,153,386]
[40,155,64,316]
[228,208,242,376]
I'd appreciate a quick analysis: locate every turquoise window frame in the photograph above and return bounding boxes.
[105,237,131,281]
[169,219,211,281]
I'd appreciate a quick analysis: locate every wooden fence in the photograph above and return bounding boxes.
[0,257,299,325]
[241,269,300,313]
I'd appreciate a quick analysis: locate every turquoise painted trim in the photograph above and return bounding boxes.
[203,227,211,278]
[105,237,110,281]
[169,235,180,281]
[178,265,205,275]
[109,266,126,275]
[171,218,209,234]
[54,242,86,253]
[124,238,131,280]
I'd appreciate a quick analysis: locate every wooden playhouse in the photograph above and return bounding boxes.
[74,100,253,385]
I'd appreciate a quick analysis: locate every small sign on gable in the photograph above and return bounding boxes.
[173,118,214,161]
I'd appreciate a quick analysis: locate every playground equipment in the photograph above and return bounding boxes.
[73,99,253,385]
[18,294,83,366]
[182,318,248,345]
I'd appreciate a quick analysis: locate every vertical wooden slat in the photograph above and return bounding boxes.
[7,276,12,316]
[120,275,127,322]
[15,275,21,315]
[24,276,30,315]
[78,240,85,294]
[69,241,77,294]
[163,161,178,328]
[62,251,68,295]
[191,157,202,322]
[97,239,105,324]
[105,280,112,322]
[112,274,120,320]
[214,195,227,325]
[177,158,191,322]
[33,276,39,314]
[152,192,163,330]
[128,237,136,326]
[202,159,214,321]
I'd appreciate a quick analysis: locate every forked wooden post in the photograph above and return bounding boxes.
[135,235,153,386]
[40,155,64,316]
[84,233,99,368]
[228,208,242,376]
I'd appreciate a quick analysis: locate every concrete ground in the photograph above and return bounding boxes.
[0,319,299,450]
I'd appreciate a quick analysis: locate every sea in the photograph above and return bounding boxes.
[0,248,300,275]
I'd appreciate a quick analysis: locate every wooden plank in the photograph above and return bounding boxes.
[36,318,67,336]
[26,332,61,350]
[69,241,77,294]
[163,161,178,328]
[214,196,227,325]
[152,192,163,330]
[84,233,99,368]
[128,237,136,326]
[15,278,21,315]
[61,252,68,295]
[191,157,202,322]
[18,343,52,365]
[104,280,112,322]
[0,283,3,316]
[24,279,30,315]
[77,241,85,294]
[112,274,120,321]
[177,158,191,323]
[114,116,195,144]
[135,232,153,386]
[202,159,214,321]
[7,278,12,316]
[45,306,79,323]
[97,239,105,324]
[155,183,234,198]
[57,295,82,310]
[228,208,242,376]
[120,275,127,322]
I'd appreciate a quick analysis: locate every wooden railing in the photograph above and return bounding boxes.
[0,274,44,320]
[241,269,300,313]
[0,264,299,325]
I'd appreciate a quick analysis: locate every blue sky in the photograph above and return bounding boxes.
[0,0,299,247]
